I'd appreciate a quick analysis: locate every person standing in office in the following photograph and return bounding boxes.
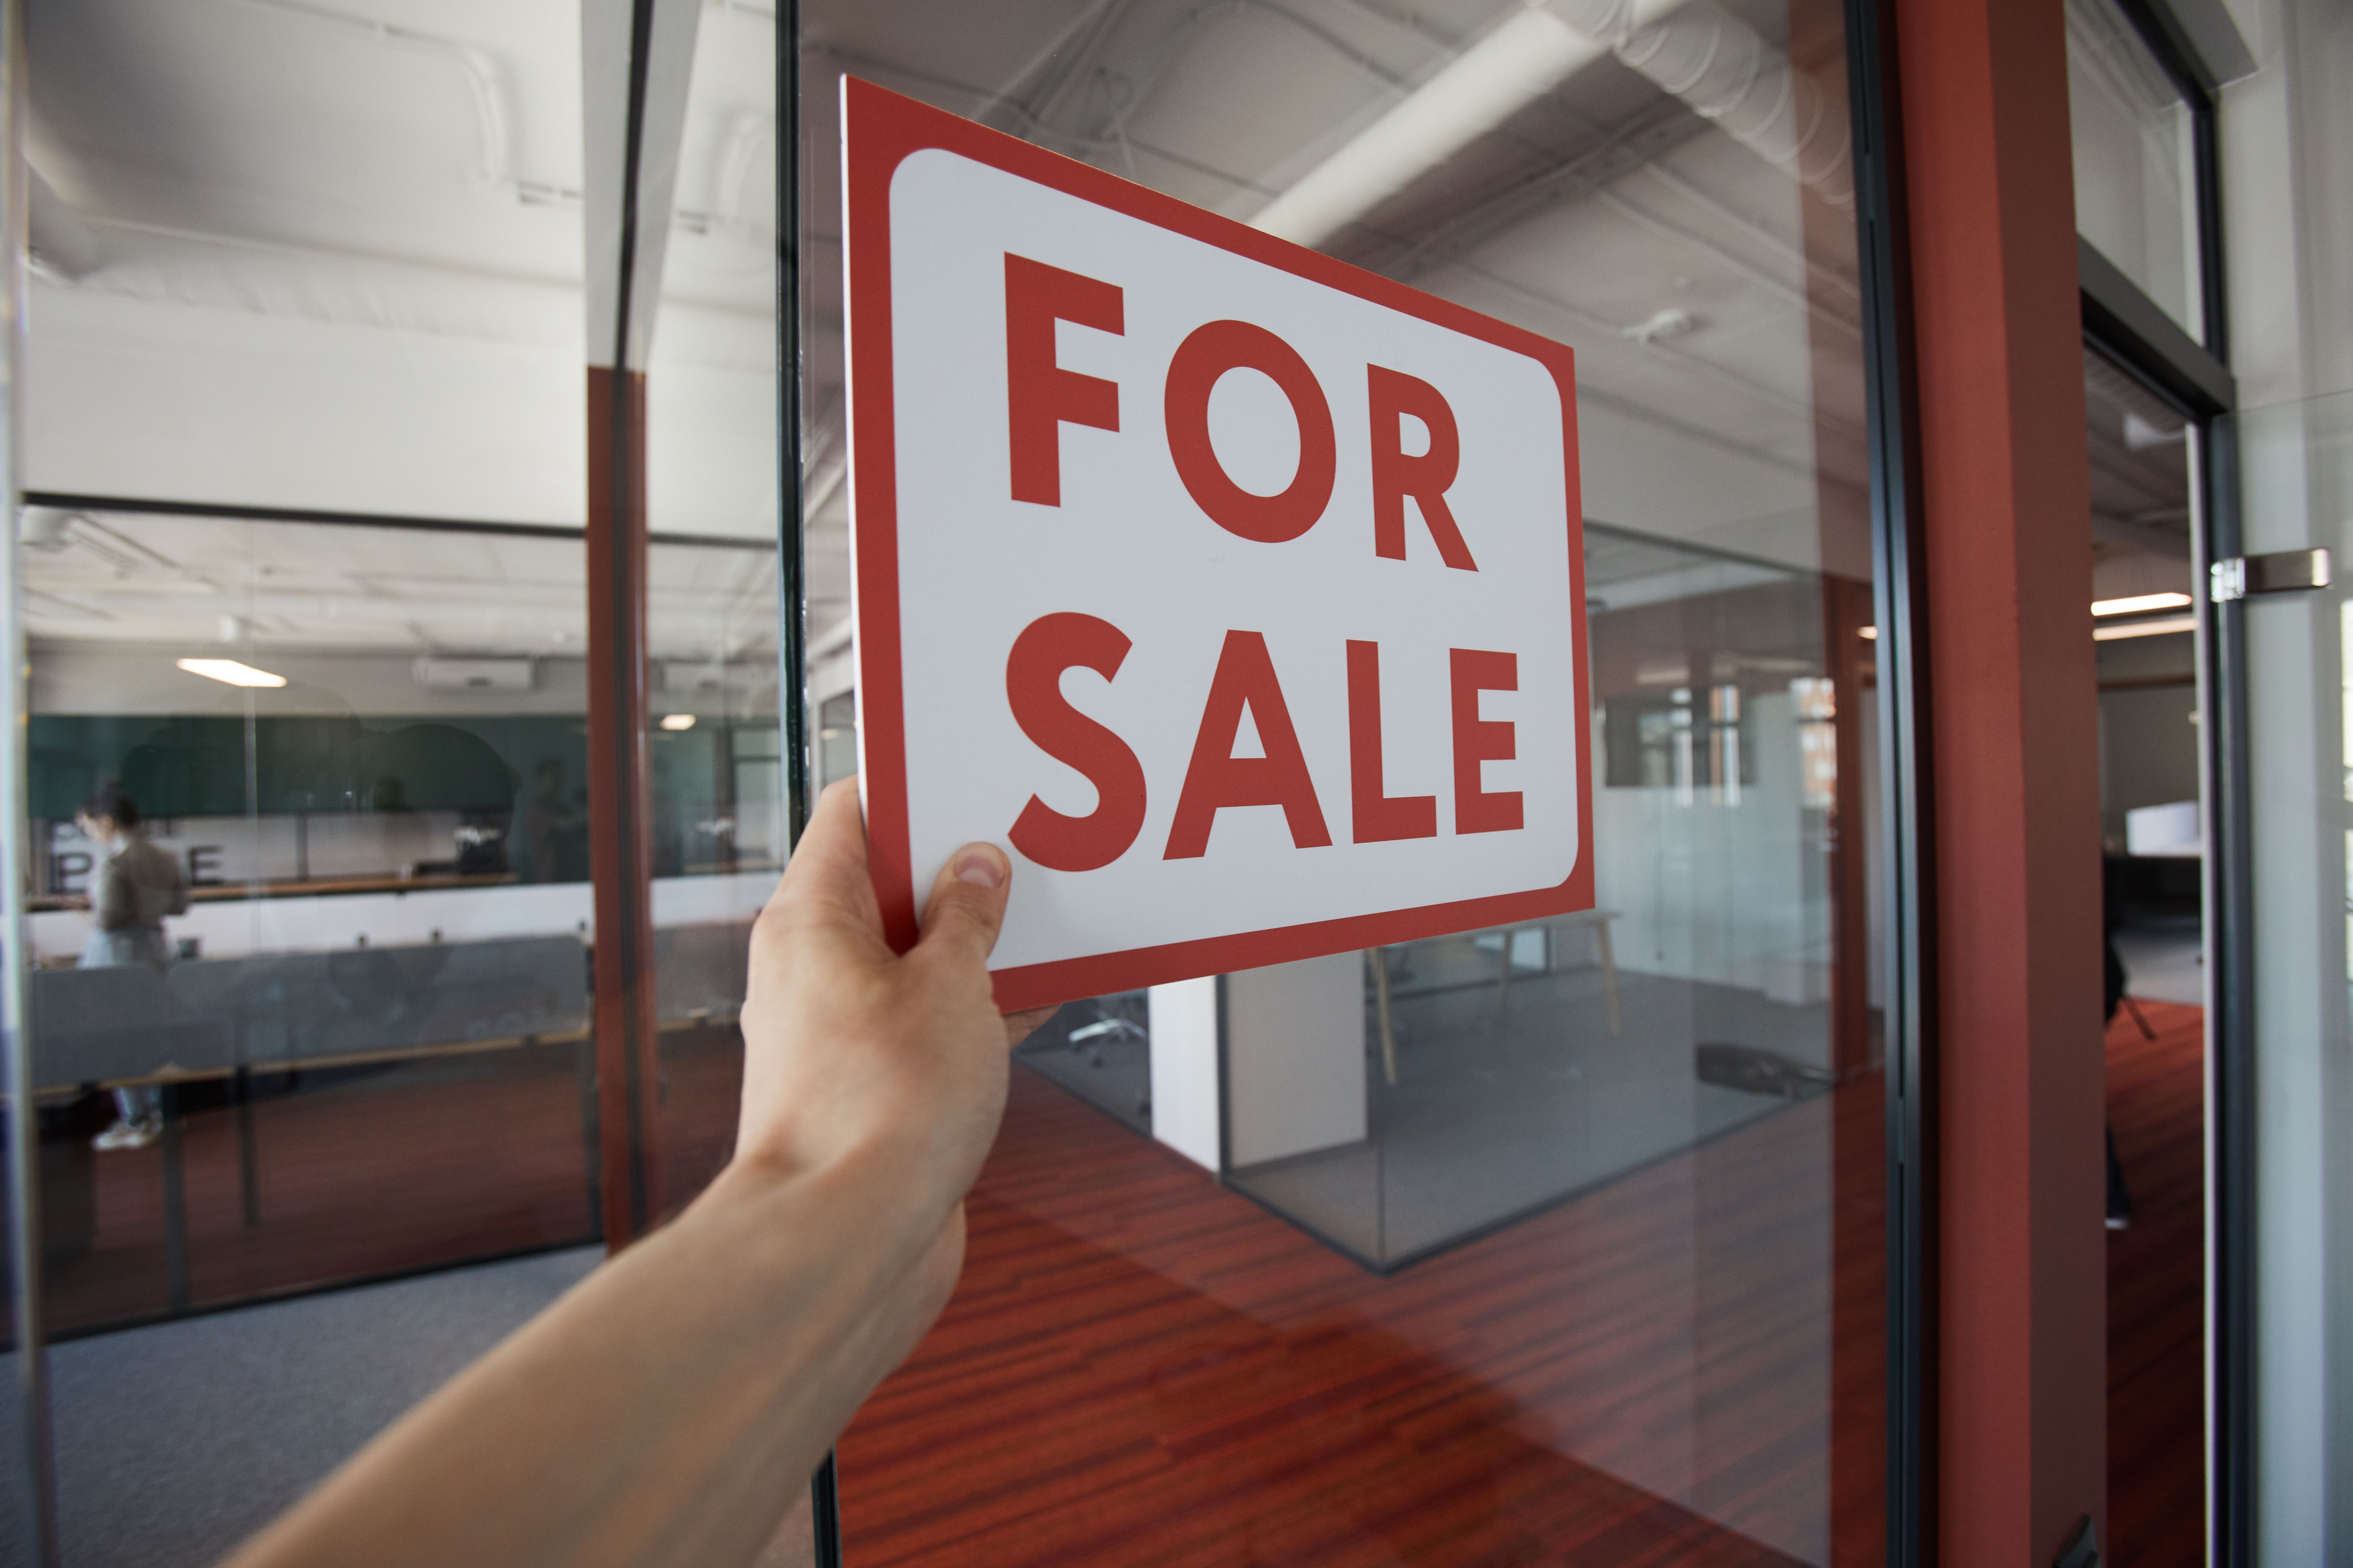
[77,782,190,1152]
[226,778,1054,1568]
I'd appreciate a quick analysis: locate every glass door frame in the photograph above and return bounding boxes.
[779,0,1942,1560]
[2068,1,2248,1561]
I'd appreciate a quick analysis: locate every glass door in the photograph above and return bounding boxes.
[793,2,1894,1560]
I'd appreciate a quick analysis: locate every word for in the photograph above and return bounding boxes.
[1006,253,1480,566]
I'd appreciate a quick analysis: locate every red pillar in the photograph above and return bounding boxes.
[1894,0,2109,1558]
[587,364,663,1249]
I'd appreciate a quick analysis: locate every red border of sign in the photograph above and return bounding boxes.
[844,77,1594,1013]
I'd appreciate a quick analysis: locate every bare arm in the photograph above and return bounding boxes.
[224,781,1053,1568]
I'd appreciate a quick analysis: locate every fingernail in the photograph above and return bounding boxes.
[954,848,1007,889]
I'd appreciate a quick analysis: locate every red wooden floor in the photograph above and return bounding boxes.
[840,1065,1887,1567]
[33,1002,2205,1565]
[37,1030,743,1337]
[2105,998,2206,1568]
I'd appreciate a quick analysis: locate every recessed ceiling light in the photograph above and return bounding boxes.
[1858,626,1878,640]
[176,657,286,688]
[660,713,696,731]
[2092,591,2193,617]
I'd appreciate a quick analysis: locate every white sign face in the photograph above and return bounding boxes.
[845,79,1591,1011]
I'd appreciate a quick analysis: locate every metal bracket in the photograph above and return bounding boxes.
[2211,548,2332,602]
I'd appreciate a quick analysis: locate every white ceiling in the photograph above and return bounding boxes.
[21,0,782,668]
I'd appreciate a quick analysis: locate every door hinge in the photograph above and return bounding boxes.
[2211,548,2333,602]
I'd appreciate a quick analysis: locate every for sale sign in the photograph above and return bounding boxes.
[843,78,1592,1012]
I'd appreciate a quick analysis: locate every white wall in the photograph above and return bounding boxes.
[1225,952,1368,1168]
[30,868,778,964]
[1591,690,1830,1023]
[1148,976,1221,1172]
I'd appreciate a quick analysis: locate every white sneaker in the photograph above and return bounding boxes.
[92,1118,160,1152]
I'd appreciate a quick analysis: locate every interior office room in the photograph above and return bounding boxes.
[0,0,2345,1566]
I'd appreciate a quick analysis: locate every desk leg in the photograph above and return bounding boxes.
[159,1083,191,1314]
[234,1066,260,1229]
[1371,949,1398,1088]
[1596,922,1623,1036]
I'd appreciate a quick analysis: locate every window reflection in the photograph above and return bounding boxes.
[19,517,778,1332]
[811,1,1885,1563]
[2067,0,2201,339]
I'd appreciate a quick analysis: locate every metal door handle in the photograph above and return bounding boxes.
[2211,548,2333,601]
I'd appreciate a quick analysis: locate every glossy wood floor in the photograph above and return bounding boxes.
[35,1000,2205,1565]
[841,1064,1886,1567]
[36,1029,744,1337]
[2105,998,2206,1568]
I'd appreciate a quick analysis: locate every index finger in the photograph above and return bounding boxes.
[763,778,883,940]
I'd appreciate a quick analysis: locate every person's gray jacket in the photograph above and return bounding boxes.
[92,833,188,934]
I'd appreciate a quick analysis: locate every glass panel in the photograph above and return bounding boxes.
[19,0,594,1337]
[642,0,786,1227]
[802,1,1887,1562]
[2231,384,2353,1555]
[22,517,599,1332]
[2084,347,2207,1551]
[2067,0,2202,341]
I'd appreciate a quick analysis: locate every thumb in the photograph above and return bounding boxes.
[913,842,1012,971]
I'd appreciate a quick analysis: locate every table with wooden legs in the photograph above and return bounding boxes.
[1367,911,1622,1088]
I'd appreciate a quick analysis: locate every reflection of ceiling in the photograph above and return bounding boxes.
[797,0,1873,640]
[23,0,1870,665]
[2083,347,2192,566]
[19,509,778,665]
[22,0,781,547]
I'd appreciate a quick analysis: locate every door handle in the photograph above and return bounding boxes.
[2211,548,2333,601]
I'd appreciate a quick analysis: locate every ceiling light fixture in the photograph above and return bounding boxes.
[176,657,287,688]
[660,713,696,731]
[1858,626,1877,640]
[2092,591,2193,617]
[2093,615,2197,642]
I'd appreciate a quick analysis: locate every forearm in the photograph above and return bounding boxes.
[225,1150,956,1568]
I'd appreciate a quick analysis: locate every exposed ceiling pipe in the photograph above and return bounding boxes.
[1247,0,1691,249]
[1567,0,1853,205]
[1249,0,1850,251]
[220,0,582,205]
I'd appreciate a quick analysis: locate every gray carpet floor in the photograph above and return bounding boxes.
[1,1245,599,1568]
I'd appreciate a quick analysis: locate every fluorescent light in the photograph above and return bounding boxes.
[2093,591,2193,617]
[1858,626,1878,640]
[660,713,696,731]
[176,657,286,688]
[2093,615,2196,642]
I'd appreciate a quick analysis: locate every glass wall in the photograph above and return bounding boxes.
[800,1,1886,1561]
[16,0,602,1339]
[643,0,788,1216]
[2067,0,2202,341]
[10,0,788,1334]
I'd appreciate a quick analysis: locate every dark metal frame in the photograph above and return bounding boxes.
[2079,4,2250,1563]
[18,490,781,551]
[1844,2,1933,1561]
[771,2,839,1558]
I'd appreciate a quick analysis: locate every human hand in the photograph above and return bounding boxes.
[733,779,1052,1220]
